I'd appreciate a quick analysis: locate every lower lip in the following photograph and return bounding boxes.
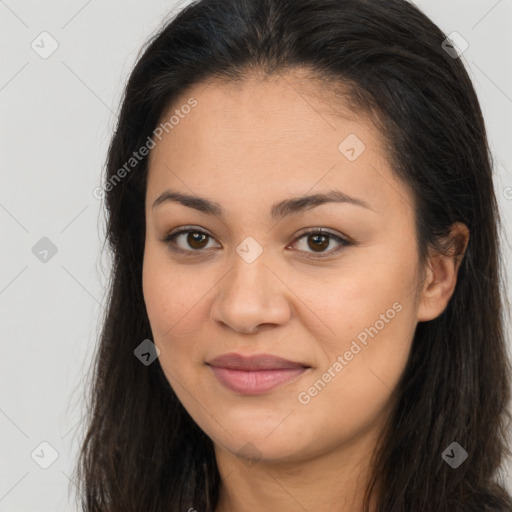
[208,366,308,395]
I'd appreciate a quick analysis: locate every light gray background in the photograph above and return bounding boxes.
[1,1,511,510]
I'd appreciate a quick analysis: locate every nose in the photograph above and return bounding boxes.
[210,252,292,334]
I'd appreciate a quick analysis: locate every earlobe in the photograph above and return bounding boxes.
[416,222,469,323]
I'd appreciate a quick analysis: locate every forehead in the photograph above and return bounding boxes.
[146,72,411,218]
[152,71,372,154]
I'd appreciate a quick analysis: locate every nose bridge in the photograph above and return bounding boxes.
[225,241,274,308]
[211,239,290,332]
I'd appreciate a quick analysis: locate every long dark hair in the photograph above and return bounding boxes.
[73,0,512,510]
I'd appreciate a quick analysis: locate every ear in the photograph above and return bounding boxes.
[416,222,470,323]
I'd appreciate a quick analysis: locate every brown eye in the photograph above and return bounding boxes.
[162,227,350,259]
[291,229,350,258]
[306,233,330,252]
[185,231,209,250]
[163,228,219,254]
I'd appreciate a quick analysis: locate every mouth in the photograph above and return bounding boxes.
[206,353,311,395]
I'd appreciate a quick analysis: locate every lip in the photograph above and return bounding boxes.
[206,353,310,395]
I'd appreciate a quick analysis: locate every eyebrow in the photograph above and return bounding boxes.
[152,188,374,220]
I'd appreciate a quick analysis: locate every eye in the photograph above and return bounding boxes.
[290,228,350,258]
[162,227,220,254]
[161,226,350,258]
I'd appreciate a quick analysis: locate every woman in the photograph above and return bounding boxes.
[74,0,512,510]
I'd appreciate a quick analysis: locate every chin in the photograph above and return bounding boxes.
[216,434,308,464]
[207,417,317,464]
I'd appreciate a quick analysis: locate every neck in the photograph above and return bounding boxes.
[213,430,381,512]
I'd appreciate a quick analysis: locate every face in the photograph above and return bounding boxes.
[142,72,427,464]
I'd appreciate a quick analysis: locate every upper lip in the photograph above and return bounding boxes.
[207,353,310,371]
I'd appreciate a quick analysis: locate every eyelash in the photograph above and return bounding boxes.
[161,226,351,259]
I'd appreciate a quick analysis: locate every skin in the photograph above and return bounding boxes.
[142,71,469,512]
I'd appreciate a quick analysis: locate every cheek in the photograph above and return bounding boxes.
[142,260,220,443]
[142,246,214,378]
[303,251,417,357]
[295,255,417,417]
[143,242,194,335]
[291,289,415,455]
